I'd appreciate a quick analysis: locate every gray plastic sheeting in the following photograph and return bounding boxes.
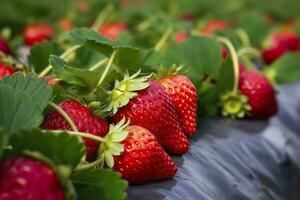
[127,82,300,200]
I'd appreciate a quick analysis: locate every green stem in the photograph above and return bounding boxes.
[217,37,239,94]
[236,28,251,47]
[38,45,80,78]
[48,102,78,132]
[76,158,104,171]
[92,50,117,94]
[89,58,108,71]
[91,3,114,31]
[49,130,106,143]
[237,47,260,58]
[136,15,157,32]
[154,27,173,52]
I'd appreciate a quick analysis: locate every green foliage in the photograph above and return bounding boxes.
[72,169,128,200]
[217,58,235,94]
[29,41,64,73]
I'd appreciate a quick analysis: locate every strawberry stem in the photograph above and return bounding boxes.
[235,28,251,47]
[237,47,260,58]
[91,3,114,31]
[38,45,80,78]
[92,50,117,94]
[76,158,104,171]
[154,27,173,52]
[217,37,239,94]
[48,102,79,132]
[89,58,108,71]
[48,130,106,143]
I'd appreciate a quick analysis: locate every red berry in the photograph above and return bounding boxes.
[0,157,65,200]
[42,100,109,161]
[23,24,54,46]
[158,75,198,136]
[111,80,189,155]
[174,29,188,43]
[98,22,127,41]
[201,20,228,36]
[0,37,11,55]
[114,125,177,184]
[239,70,277,118]
[0,64,15,79]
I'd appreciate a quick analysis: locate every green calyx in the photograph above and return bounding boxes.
[263,67,277,84]
[220,92,251,118]
[101,70,151,116]
[154,64,183,80]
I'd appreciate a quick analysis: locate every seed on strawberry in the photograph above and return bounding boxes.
[238,69,278,118]
[158,75,197,136]
[114,125,177,184]
[104,72,189,155]
[0,37,12,55]
[0,63,15,79]
[42,100,109,161]
[0,157,65,200]
[98,22,127,41]
[23,23,54,46]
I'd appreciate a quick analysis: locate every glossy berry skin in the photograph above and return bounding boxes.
[239,70,277,118]
[0,37,11,55]
[0,157,65,200]
[158,75,197,136]
[42,100,109,161]
[112,81,189,155]
[0,64,15,79]
[98,22,127,41]
[114,125,177,184]
[23,24,54,46]
[262,31,300,64]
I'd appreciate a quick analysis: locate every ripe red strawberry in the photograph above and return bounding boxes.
[114,125,177,184]
[111,80,189,154]
[262,31,300,64]
[23,24,54,46]
[0,157,65,200]
[174,29,188,43]
[201,20,228,36]
[98,22,127,41]
[42,100,109,161]
[0,64,15,79]
[239,69,277,117]
[158,75,197,136]
[0,37,11,55]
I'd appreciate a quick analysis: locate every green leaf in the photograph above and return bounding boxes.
[266,52,300,83]
[70,28,143,72]
[72,168,128,200]
[28,41,64,73]
[0,84,43,135]
[10,129,85,170]
[0,129,7,159]
[1,72,53,110]
[217,58,235,94]
[50,55,103,93]
[164,36,222,82]
[215,30,242,50]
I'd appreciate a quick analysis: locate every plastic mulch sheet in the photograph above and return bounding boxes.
[127,82,300,200]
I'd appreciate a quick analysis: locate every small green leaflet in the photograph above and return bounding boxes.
[28,41,64,73]
[164,36,222,82]
[72,169,128,200]
[266,52,300,83]
[10,129,85,170]
[217,58,235,94]
[50,55,103,93]
[1,72,52,110]
[0,129,7,158]
[70,28,143,72]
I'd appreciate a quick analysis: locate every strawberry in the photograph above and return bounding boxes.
[98,22,127,41]
[0,63,15,79]
[59,19,74,31]
[0,37,11,55]
[108,75,189,155]
[23,23,54,46]
[262,31,300,64]
[238,69,277,117]
[158,75,197,136]
[114,125,177,184]
[174,29,188,43]
[42,100,109,161]
[0,157,65,200]
[201,20,228,36]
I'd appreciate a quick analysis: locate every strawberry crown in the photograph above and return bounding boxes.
[99,70,151,116]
